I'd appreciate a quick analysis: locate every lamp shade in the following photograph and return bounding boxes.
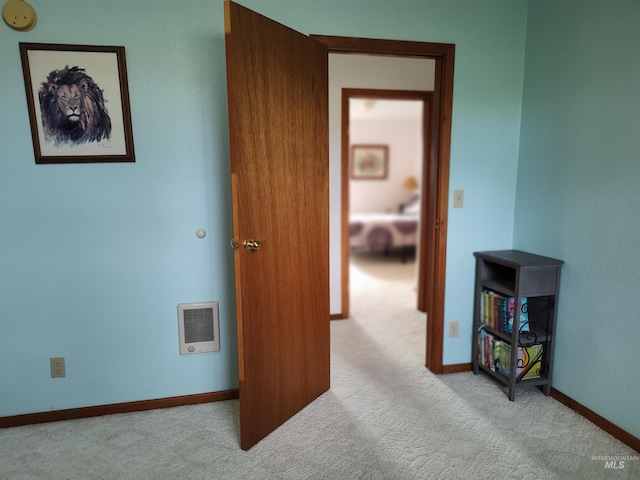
[402,175,419,190]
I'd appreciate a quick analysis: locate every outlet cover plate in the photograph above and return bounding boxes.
[50,357,65,378]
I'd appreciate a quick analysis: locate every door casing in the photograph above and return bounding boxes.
[313,35,454,374]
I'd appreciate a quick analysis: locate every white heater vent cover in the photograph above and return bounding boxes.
[177,302,220,355]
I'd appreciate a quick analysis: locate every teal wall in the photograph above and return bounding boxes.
[515,1,640,439]
[0,0,238,415]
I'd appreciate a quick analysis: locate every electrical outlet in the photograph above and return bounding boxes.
[50,357,66,378]
[449,321,459,338]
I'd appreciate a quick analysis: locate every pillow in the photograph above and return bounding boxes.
[402,195,420,214]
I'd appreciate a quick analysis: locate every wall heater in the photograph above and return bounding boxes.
[177,302,220,355]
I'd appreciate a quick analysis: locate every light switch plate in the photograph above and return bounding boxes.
[453,190,464,208]
[449,321,459,338]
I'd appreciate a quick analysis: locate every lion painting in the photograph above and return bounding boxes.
[38,65,112,146]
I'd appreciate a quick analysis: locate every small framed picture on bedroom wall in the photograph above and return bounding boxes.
[350,144,388,180]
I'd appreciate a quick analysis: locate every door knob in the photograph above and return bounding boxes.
[243,238,262,252]
[230,239,239,249]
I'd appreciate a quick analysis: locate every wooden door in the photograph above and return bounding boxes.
[224,1,330,450]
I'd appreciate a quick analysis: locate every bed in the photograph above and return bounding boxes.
[349,196,420,262]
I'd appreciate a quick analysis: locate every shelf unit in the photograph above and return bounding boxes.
[472,250,563,401]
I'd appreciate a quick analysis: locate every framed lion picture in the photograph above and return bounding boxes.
[19,43,135,164]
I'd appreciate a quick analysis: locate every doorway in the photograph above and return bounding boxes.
[344,90,431,327]
[346,92,427,349]
[227,3,453,450]
[341,89,432,317]
[313,35,454,374]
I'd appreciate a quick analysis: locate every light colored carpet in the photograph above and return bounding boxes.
[1,251,638,479]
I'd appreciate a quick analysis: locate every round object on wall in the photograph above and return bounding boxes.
[196,228,207,239]
[2,0,37,32]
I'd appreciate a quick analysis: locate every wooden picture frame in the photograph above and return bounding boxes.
[19,43,135,164]
[350,144,388,180]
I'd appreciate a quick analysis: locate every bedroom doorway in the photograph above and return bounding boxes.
[345,90,430,322]
[315,36,454,374]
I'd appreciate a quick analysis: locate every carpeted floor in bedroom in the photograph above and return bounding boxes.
[1,250,637,479]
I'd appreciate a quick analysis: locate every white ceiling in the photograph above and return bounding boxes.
[349,98,423,122]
